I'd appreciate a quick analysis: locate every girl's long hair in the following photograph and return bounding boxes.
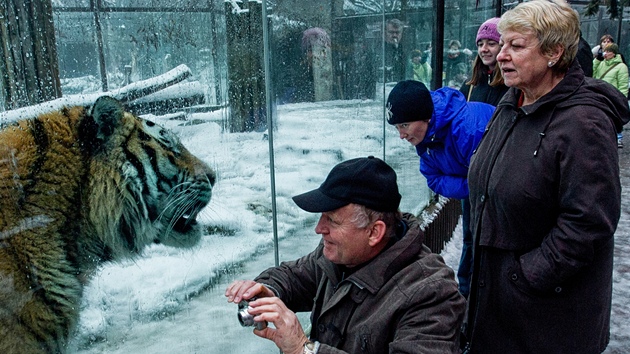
[466,55,504,87]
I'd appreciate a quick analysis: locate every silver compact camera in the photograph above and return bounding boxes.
[237,298,268,330]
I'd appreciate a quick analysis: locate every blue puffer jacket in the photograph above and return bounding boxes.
[416,87,495,199]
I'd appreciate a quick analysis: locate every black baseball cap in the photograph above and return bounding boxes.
[292,156,401,213]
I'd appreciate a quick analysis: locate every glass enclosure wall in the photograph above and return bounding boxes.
[0,0,621,352]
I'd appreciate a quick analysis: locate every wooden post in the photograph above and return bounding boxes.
[225,0,267,132]
[0,0,61,110]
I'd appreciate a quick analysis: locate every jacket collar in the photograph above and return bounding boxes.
[318,213,424,294]
[499,58,630,132]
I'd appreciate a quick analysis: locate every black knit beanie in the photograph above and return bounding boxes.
[386,80,434,125]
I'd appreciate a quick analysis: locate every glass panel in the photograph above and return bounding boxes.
[52,3,274,353]
[17,1,434,353]
[54,11,100,93]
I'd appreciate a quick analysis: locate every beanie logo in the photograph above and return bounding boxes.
[386,102,394,123]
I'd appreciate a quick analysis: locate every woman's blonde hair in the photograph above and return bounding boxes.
[498,0,580,73]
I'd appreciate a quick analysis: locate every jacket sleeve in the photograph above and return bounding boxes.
[254,243,322,312]
[424,63,432,84]
[315,263,465,354]
[420,103,491,200]
[421,156,469,199]
[592,58,602,78]
[617,64,629,96]
[519,104,620,292]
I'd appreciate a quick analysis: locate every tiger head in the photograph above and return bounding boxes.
[83,96,215,259]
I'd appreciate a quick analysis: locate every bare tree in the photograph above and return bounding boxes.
[0,0,61,110]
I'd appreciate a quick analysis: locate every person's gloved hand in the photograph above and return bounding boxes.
[596,52,604,61]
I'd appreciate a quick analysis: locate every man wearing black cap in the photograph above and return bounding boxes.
[225,156,465,354]
[387,80,495,300]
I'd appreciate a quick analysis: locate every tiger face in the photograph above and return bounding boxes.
[138,118,215,248]
[0,96,215,353]
[84,96,216,258]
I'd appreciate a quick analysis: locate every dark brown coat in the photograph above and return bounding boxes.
[256,213,465,353]
[466,60,630,353]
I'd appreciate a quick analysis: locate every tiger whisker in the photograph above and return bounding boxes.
[156,181,194,222]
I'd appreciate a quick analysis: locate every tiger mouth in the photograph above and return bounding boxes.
[173,211,199,233]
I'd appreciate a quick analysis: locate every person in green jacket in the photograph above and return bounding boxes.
[593,42,628,148]
[407,49,432,87]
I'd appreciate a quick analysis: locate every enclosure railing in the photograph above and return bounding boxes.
[421,197,462,254]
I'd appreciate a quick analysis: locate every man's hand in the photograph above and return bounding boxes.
[225,280,275,303]
[225,281,309,354]
[247,297,309,354]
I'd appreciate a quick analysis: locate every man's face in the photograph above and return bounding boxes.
[385,24,403,45]
[314,205,374,267]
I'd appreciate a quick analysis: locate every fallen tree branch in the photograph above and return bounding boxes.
[0,64,193,124]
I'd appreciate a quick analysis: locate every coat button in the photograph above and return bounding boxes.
[510,273,518,281]
[318,324,326,333]
[480,195,485,202]
[555,286,562,293]
[479,280,485,287]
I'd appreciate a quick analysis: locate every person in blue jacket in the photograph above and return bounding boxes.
[386,80,495,298]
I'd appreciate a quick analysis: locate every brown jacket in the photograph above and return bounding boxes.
[256,213,465,353]
[466,59,630,353]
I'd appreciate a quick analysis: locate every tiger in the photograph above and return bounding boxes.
[0,96,215,353]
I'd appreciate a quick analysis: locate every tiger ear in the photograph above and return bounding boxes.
[90,96,125,139]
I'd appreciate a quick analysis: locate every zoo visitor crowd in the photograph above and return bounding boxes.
[225,0,629,353]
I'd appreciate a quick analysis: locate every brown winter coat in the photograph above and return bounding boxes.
[255,213,465,353]
[466,60,630,353]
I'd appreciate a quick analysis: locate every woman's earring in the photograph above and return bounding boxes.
[548,61,555,67]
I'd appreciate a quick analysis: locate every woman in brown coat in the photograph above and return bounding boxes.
[464,1,630,353]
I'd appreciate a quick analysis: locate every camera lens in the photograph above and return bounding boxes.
[237,300,267,330]
[238,307,255,327]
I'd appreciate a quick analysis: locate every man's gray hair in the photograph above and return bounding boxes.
[349,204,402,239]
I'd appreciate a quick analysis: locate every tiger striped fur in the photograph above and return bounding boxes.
[0,96,215,353]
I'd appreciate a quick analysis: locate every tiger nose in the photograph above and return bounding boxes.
[206,170,216,186]
[196,163,216,186]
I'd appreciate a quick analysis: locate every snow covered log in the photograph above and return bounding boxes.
[0,64,193,124]
[125,81,206,116]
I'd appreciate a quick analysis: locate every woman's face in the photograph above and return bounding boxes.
[601,38,613,48]
[477,39,501,70]
[394,120,431,146]
[497,29,553,90]
[603,50,616,60]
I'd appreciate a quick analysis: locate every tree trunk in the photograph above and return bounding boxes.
[0,0,61,110]
[225,0,267,132]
